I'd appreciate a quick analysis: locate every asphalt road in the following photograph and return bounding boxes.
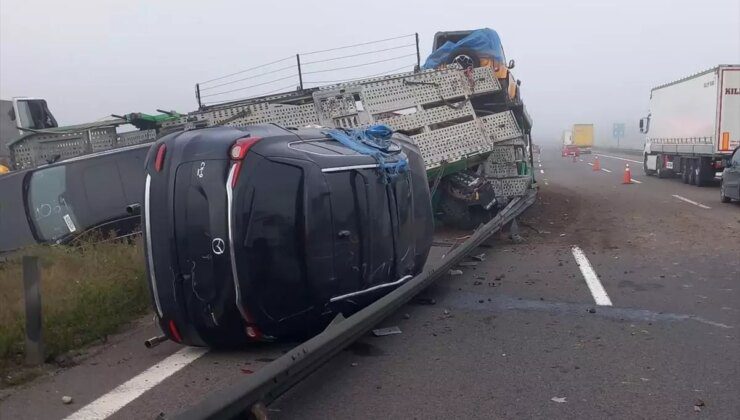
[1,146,738,419]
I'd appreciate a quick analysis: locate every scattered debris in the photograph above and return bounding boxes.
[458,261,478,267]
[471,253,486,261]
[559,233,566,237]
[443,309,450,316]
[473,280,483,286]
[587,308,596,314]
[372,326,402,337]
[240,368,254,374]
[551,397,567,403]
[62,396,73,405]
[694,399,706,411]
[478,300,485,303]
[403,313,411,319]
[351,362,358,367]
[449,269,463,276]
[415,297,437,305]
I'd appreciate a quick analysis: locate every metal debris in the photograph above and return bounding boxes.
[449,269,463,276]
[551,397,567,403]
[62,396,73,404]
[372,326,402,337]
[458,261,478,267]
[471,253,486,261]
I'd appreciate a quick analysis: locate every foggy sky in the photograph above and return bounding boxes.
[1,0,739,149]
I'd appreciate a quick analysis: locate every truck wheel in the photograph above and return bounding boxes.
[438,195,476,230]
[681,161,690,184]
[720,180,731,203]
[694,159,705,187]
[688,160,697,185]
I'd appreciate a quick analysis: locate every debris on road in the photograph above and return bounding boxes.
[403,313,411,319]
[61,396,73,405]
[351,362,358,367]
[473,280,483,286]
[587,308,596,313]
[551,397,567,403]
[471,253,486,261]
[693,399,706,412]
[372,326,402,337]
[240,368,254,374]
[449,269,463,276]
[414,297,437,305]
[458,261,478,267]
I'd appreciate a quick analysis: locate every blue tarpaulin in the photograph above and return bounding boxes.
[423,28,505,70]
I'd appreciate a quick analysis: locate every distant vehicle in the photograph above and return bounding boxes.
[572,124,594,154]
[720,146,740,203]
[561,130,573,146]
[562,144,580,157]
[0,143,149,254]
[0,97,59,169]
[640,65,740,186]
[143,125,434,346]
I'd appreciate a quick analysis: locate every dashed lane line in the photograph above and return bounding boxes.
[571,246,613,306]
[64,347,208,420]
[672,194,711,209]
[630,178,642,184]
[601,168,612,173]
[595,153,642,164]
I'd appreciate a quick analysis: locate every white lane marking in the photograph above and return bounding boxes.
[630,178,642,184]
[587,162,594,166]
[538,163,542,167]
[571,246,613,306]
[672,194,711,209]
[601,168,612,173]
[64,347,208,420]
[579,158,584,162]
[595,153,642,164]
[540,169,544,174]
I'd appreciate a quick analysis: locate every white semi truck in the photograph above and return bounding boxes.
[640,65,740,186]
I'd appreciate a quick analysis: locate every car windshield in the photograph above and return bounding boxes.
[26,165,79,242]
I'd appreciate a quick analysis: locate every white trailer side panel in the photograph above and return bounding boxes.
[718,66,740,152]
[648,69,717,143]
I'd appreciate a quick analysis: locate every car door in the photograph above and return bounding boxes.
[725,148,740,199]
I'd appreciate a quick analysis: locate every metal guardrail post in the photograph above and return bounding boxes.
[415,33,421,69]
[296,54,304,91]
[23,256,44,365]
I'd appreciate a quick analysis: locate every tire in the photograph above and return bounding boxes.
[446,47,481,69]
[688,160,697,185]
[720,180,731,203]
[438,195,476,230]
[681,161,690,184]
[693,159,705,187]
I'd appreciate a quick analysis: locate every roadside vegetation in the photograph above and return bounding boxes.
[0,238,149,386]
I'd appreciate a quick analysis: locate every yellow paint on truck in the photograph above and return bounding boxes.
[572,124,594,148]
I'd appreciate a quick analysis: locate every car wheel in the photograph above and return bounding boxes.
[720,180,731,203]
[446,47,481,69]
[688,161,696,184]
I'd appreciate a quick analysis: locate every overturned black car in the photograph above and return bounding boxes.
[144,124,434,347]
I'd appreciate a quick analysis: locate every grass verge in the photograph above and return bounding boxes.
[0,238,149,387]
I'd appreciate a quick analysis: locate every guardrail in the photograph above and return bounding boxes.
[174,188,537,420]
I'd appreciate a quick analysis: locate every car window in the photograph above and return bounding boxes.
[27,165,79,242]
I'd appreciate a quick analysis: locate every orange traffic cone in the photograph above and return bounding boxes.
[592,156,601,171]
[622,164,632,184]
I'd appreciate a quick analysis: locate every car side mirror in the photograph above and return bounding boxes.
[508,59,516,69]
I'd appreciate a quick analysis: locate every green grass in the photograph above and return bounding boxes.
[0,238,149,385]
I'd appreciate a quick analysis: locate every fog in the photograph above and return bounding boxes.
[1,0,738,150]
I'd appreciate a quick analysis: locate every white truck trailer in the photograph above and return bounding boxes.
[640,65,740,186]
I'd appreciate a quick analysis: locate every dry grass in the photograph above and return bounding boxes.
[0,238,149,384]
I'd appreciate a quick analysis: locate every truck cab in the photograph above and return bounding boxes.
[0,97,58,171]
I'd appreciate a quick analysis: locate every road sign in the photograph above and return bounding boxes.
[613,123,625,139]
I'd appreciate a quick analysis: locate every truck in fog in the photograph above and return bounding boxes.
[571,124,594,154]
[639,65,740,186]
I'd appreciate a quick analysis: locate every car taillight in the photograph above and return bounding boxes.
[168,319,182,342]
[154,144,167,172]
[245,324,262,341]
[229,137,261,187]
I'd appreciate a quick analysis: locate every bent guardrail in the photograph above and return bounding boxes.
[174,189,537,420]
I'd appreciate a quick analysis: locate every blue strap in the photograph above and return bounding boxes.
[323,125,409,183]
